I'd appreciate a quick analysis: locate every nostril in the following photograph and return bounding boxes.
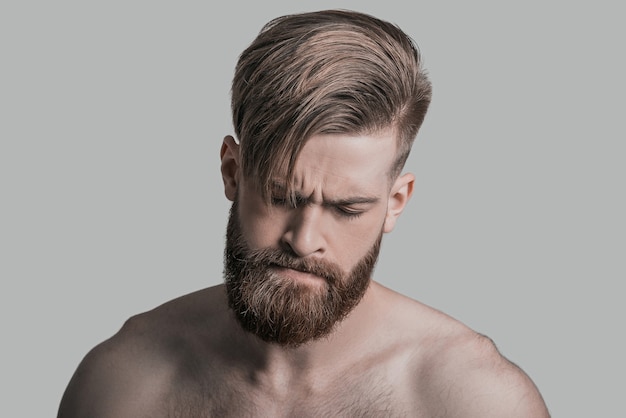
[280,241,298,258]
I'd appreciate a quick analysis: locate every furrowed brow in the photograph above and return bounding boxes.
[324,196,380,206]
[270,181,306,205]
[270,181,290,196]
[271,181,379,206]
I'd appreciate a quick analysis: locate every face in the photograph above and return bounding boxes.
[221,133,414,346]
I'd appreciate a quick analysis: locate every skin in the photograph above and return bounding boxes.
[58,133,551,417]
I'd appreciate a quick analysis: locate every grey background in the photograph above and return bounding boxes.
[1,1,623,416]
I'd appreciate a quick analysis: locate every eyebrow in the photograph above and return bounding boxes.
[323,196,380,206]
[270,182,380,206]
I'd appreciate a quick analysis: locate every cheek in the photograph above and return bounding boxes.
[333,213,386,268]
[237,194,286,249]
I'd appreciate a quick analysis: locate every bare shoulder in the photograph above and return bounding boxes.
[417,331,550,417]
[373,284,550,417]
[58,286,228,418]
[57,314,174,417]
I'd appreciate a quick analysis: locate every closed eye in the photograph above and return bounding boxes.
[334,206,365,219]
[271,194,306,208]
[271,195,289,206]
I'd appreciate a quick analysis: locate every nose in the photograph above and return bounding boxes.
[281,205,326,258]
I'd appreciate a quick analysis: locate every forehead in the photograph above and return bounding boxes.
[281,132,397,197]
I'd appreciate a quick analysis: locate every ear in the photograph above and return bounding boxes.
[220,135,240,201]
[383,173,414,233]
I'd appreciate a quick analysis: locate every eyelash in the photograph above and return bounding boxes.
[271,196,297,207]
[270,196,364,220]
[335,207,364,219]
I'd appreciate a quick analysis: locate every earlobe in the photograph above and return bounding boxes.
[220,135,240,201]
[383,173,414,233]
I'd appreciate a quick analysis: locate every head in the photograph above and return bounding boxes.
[231,9,432,201]
[221,10,432,347]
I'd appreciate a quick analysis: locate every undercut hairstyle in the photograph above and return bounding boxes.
[231,9,432,201]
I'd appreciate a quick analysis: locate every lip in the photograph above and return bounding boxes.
[271,265,325,283]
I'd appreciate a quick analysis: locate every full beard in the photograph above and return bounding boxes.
[224,200,382,347]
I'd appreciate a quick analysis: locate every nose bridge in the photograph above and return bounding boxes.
[283,203,326,257]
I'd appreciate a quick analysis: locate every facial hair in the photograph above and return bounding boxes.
[224,200,382,347]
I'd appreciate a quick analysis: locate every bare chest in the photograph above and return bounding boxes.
[165,369,423,417]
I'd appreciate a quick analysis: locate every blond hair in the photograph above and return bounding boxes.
[231,10,432,200]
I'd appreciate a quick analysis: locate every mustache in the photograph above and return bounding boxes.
[239,247,344,285]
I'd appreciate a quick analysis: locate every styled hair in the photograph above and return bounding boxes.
[231,9,432,200]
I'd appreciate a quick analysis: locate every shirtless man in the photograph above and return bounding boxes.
[58,10,550,417]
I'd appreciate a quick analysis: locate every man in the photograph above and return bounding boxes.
[58,10,550,417]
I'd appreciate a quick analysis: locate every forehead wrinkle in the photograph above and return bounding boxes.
[278,174,382,207]
[272,134,393,203]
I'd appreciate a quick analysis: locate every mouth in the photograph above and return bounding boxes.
[270,264,326,284]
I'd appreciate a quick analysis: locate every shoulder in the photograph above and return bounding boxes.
[418,329,550,417]
[57,314,175,417]
[57,286,228,418]
[372,285,549,417]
